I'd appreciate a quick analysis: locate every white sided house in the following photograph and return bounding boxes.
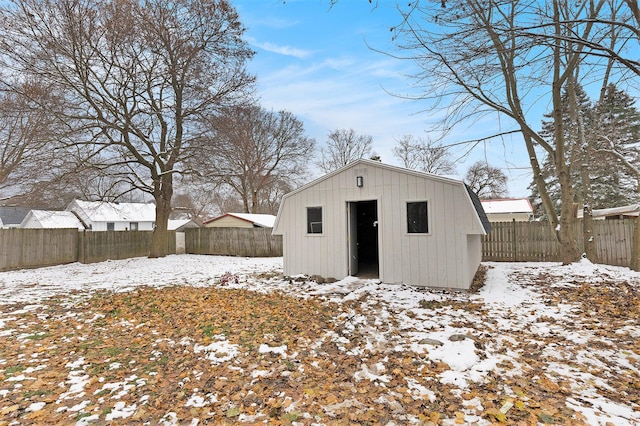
[204,213,276,229]
[66,200,156,231]
[273,159,491,290]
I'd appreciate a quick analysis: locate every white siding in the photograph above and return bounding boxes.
[274,160,486,289]
[20,214,42,229]
[89,221,154,231]
[205,216,254,228]
[466,235,482,285]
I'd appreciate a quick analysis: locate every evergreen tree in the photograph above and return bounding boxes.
[530,83,640,215]
[590,84,640,207]
[530,84,592,218]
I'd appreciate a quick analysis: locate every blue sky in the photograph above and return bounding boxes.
[232,0,534,197]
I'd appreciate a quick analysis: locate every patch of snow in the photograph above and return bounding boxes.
[105,400,137,421]
[353,362,390,383]
[258,343,288,357]
[26,402,46,412]
[193,339,239,364]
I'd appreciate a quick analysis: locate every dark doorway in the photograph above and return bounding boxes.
[347,200,379,278]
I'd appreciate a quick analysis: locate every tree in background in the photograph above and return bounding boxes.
[529,84,592,218]
[392,0,639,264]
[0,0,254,257]
[0,81,63,203]
[591,84,640,204]
[199,105,314,214]
[317,128,373,173]
[464,162,508,199]
[393,134,455,175]
[530,84,640,213]
[592,83,640,269]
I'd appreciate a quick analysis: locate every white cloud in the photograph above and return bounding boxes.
[247,37,312,59]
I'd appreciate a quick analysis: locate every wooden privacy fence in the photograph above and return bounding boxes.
[186,227,282,257]
[0,228,78,271]
[482,219,635,266]
[77,231,176,264]
[0,229,176,271]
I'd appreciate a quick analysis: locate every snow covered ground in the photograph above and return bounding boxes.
[0,255,639,425]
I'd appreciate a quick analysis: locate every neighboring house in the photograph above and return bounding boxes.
[273,159,491,290]
[20,210,85,230]
[66,200,156,231]
[577,204,640,220]
[0,206,32,228]
[481,198,534,222]
[204,213,276,229]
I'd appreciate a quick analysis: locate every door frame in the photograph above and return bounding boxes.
[346,199,380,277]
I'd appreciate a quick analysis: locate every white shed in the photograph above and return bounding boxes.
[20,210,85,230]
[273,159,491,290]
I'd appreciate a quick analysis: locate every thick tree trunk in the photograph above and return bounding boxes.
[557,168,581,264]
[550,2,581,265]
[568,75,597,262]
[580,165,597,261]
[523,133,559,230]
[149,173,173,258]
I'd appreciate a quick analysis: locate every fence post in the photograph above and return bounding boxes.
[512,219,517,262]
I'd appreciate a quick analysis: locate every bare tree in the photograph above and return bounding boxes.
[391,0,639,263]
[0,0,254,257]
[393,134,455,175]
[0,81,62,202]
[317,128,373,173]
[200,105,314,214]
[464,162,508,199]
[171,189,215,222]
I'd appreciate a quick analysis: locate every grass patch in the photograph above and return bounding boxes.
[102,347,124,357]
[419,299,443,310]
[202,324,215,337]
[5,364,25,375]
[23,389,53,398]
[26,332,51,340]
[78,339,104,350]
[75,412,93,421]
[95,389,111,397]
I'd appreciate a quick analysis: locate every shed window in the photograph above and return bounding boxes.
[130,222,139,231]
[107,222,115,231]
[407,201,428,234]
[307,207,323,234]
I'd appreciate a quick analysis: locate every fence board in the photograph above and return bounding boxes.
[482,219,635,266]
[0,229,175,271]
[0,228,78,271]
[78,230,176,264]
[186,227,282,257]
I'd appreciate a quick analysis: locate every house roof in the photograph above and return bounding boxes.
[0,206,32,226]
[204,213,277,228]
[481,198,534,214]
[274,159,490,234]
[168,219,200,231]
[68,200,156,222]
[577,203,640,218]
[466,186,492,234]
[22,210,85,229]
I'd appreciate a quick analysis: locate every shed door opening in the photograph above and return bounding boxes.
[347,200,379,278]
